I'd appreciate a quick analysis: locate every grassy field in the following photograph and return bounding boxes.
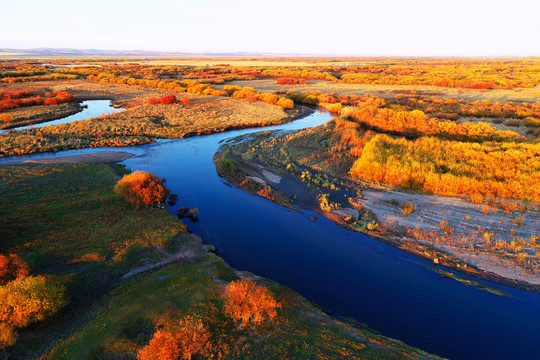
[0,162,185,358]
[0,162,441,359]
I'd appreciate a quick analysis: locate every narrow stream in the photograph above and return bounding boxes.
[1,107,539,360]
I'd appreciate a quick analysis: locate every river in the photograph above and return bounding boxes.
[1,103,539,360]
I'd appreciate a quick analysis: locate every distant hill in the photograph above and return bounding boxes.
[0,48,335,58]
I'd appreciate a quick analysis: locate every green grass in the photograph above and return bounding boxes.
[0,163,184,269]
[0,163,185,358]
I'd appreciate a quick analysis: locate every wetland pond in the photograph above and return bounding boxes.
[2,108,539,360]
[3,100,123,132]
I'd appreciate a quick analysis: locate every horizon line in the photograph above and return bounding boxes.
[1,48,539,59]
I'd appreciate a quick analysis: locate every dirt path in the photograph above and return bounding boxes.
[122,233,209,280]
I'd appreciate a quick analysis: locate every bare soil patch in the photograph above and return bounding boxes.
[357,189,540,287]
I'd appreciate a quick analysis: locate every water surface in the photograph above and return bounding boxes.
[5,100,123,132]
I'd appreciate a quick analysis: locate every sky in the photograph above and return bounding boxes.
[1,0,539,56]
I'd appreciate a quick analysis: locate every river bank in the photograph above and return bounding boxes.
[214,128,540,294]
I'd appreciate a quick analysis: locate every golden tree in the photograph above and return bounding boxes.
[138,315,211,360]
[114,171,170,208]
[224,279,279,325]
[0,275,67,328]
[0,323,16,350]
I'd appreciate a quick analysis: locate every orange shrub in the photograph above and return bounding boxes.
[0,275,67,328]
[349,134,540,201]
[276,97,294,109]
[114,171,170,208]
[276,78,306,85]
[223,279,279,325]
[0,113,14,124]
[0,323,16,349]
[0,254,29,285]
[138,315,211,360]
[160,95,177,105]
[43,91,74,106]
[146,97,161,105]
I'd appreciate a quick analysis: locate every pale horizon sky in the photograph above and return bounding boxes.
[1,0,539,56]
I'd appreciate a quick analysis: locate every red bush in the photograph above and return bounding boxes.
[44,98,59,105]
[224,279,279,324]
[114,171,170,208]
[138,316,211,360]
[160,95,177,104]
[180,97,191,105]
[0,254,30,285]
[276,78,307,85]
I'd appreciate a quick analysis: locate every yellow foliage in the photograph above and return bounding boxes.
[224,279,280,325]
[115,171,170,208]
[350,134,540,201]
[0,275,67,328]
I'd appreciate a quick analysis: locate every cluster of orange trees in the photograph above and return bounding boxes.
[86,72,295,109]
[339,105,521,140]
[86,72,222,95]
[224,85,294,108]
[147,94,178,105]
[303,87,540,202]
[285,89,388,108]
[0,254,67,349]
[0,90,75,113]
[388,94,540,124]
[146,95,191,105]
[287,90,522,140]
[276,78,307,85]
[349,134,540,202]
[285,89,539,125]
[338,61,540,89]
[0,61,79,83]
[4,58,540,90]
[138,279,279,360]
[259,67,338,81]
[115,171,170,208]
[0,62,48,77]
